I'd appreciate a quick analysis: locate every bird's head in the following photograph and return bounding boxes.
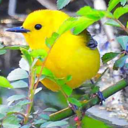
[6,10,69,49]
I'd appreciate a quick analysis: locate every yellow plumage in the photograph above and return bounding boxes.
[10,10,100,91]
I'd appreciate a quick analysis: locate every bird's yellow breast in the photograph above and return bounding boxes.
[42,32,100,91]
[22,10,100,91]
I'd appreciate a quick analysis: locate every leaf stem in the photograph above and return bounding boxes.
[1,112,26,127]
[34,47,53,90]
[114,19,128,34]
[24,68,35,124]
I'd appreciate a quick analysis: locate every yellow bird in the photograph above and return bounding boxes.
[7,10,100,92]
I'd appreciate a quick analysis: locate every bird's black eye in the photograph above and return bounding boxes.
[35,24,42,30]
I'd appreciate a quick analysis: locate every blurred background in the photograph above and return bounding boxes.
[0,0,128,127]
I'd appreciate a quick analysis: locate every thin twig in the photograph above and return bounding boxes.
[25,36,60,123]
[115,19,128,34]
[34,47,53,90]
[24,68,35,123]
[1,112,26,127]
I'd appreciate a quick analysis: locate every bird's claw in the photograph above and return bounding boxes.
[97,91,105,105]
[68,102,78,111]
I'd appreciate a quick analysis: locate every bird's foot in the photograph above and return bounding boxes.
[97,91,105,105]
[68,103,78,112]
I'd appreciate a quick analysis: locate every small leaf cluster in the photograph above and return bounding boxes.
[102,35,128,70]
[101,0,128,72]
[0,47,71,127]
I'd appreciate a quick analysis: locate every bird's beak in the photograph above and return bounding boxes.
[6,26,30,33]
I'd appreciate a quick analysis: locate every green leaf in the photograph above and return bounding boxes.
[105,12,114,18]
[108,0,120,11]
[73,17,96,35]
[39,114,50,120]
[58,17,76,35]
[91,86,99,93]
[7,94,26,103]
[0,113,5,120]
[35,87,43,94]
[82,116,112,128]
[102,52,120,64]
[42,67,53,77]
[7,68,29,81]
[43,108,57,112]
[40,122,53,128]
[68,126,76,128]
[3,45,29,50]
[6,101,26,113]
[30,49,47,59]
[45,121,68,128]
[77,6,105,20]
[77,6,92,16]
[0,105,8,115]
[35,75,45,82]
[36,67,54,77]
[0,97,2,104]
[0,49,6,55]
[0,76,13,88]
[61,84,72,96]
[75,7,105,34]
[57,0,71,9]
[117,36,128,50]
[11,80,28,88]
[45,32,59,48]
[114,55,128,69]
[21,124,31,128]
[82,94,90,100]
[3,115,21,128]
[114,7,128,19]
[34,119,46,125]
[19,58,29,71]
[7,105,23,113]
[31,58,39,67]
[58,15,100,35]
[68,97,82,107]
[105,19,120,27]
[16,100,30,106]
[120,0,127,6]
[56,78,72,96]
[127,21,128,28]
[66,75,72,82]
[20,48,32,66]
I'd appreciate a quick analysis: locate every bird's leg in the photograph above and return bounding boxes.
[97,91,105,105]
[90,79,105,105]
[68,102,78,112]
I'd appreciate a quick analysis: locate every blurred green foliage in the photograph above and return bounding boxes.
[82,116,113,128]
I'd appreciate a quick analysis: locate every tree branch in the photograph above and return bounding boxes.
[50,79,127,121]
